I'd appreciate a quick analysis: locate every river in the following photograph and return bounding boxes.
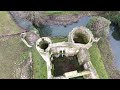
[33,16,91,37]
[108,25,120,70]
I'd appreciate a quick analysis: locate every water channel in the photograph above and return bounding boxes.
[108,25,120,70]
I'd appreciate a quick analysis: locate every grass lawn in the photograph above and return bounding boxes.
[50,37,68,43]
[0,36,29,78]
[32,47,47,79]
[97,37,120,79]
[89,43,109,79]
[0,11,30,79]
[0,11,21,35]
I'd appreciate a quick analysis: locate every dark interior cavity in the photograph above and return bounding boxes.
[39,39,49,51]
[51,55,84,77]
[73,32,89,44]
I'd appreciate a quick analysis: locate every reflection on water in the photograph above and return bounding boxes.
[34,16,91,37]
[108,25,120,70]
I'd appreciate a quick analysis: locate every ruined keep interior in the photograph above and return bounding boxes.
[51,55,84,77]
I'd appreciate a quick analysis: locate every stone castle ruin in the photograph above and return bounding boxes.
[35,26,99,79]
[19,15,111,79]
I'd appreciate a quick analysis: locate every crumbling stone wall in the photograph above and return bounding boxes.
[20,31,39,47]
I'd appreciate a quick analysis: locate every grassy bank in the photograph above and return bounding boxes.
[97,37,120,79]
[89,43,109,79]
[32,47,47,79]
[0,36,29,78]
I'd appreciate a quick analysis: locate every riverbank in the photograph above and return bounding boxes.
[98,36,120,79]
[10,11,105,26]
[32,47,47,79]
[99,12,120,78]
[89,43,108,79]
[45,11,105,26]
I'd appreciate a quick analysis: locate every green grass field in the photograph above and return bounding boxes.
[89,43,109,79]
[0,11,29,78]
[97,37,120,78]
[32,47,47,79]
[0,36,29,78]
